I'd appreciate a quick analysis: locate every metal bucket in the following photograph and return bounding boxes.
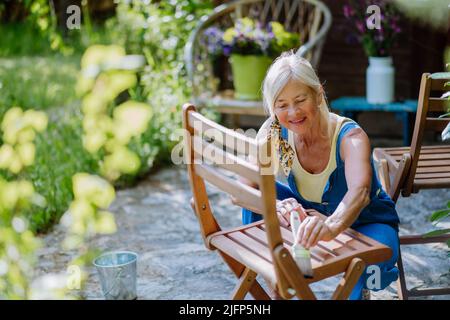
[93,251,138,300]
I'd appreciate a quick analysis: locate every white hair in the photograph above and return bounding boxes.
[262,51,330,137]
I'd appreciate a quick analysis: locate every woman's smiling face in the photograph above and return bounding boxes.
[273,79,321,136]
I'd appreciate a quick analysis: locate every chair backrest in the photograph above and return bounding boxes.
[403,72,450,195]
[184,0,332,100]
[182,103,296,296]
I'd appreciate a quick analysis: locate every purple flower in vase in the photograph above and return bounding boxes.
[356,21,365,33]
[375,33,384,43]
[343,5,354,18]
[223,45,232,56]
[391,21,401,34]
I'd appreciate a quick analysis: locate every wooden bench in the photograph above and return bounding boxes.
[183,103,392,299]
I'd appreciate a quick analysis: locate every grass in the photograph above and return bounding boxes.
[0,23,96,232]
[25,106,99,232]
[0,23,54,57]
[0,55,80,118]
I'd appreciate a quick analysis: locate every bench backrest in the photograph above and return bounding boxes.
[404,72,450,195]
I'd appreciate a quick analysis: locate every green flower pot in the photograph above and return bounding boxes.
[229,54,273,100]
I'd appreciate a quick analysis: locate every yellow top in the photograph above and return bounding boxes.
[288,115,347,203]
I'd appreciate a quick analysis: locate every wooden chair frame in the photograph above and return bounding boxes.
[373,72,450,300]
[183,103,392,300]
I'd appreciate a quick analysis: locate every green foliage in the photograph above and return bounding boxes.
[0,0,217,235]
[0,55,79,119]
[25,114,99,232]
[106,0,216,169]
[0,107,47,299]
[0,22,53,56]
[427,201,450,256]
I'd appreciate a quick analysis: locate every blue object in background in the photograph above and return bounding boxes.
[330,97,418,146]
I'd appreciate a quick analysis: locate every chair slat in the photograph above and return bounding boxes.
[414,177,450,189]
[209,235,277,285]
[414,159,450,167]
[260,223,329,263]
[390,153,450,161]
[189,111,257,155]
[192,135,261,185]
[425,117,450,131]
[415,172,450,179]
[428,97,449,112]
[430,78,449,91]
[385,145,449,151]
[227,232,273,262]
[193,163,263,213]
[384,146,450,155]
[416,165,450,173]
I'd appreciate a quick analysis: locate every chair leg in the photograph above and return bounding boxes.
[396,247,409,300]
[219,251,271,300]
[331,258,366,300]
[231,268,257,300]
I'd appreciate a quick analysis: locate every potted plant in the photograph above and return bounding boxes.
[203,18,300,100]
[343,0,402,104]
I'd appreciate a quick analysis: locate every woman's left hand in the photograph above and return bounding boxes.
[296,216,336,249]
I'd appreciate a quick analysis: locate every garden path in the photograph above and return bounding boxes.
[35,166,450,299]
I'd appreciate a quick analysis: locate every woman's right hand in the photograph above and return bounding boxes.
[276,198,308,227]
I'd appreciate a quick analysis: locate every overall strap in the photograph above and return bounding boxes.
[336,120,361,167]
[281,126,289,140]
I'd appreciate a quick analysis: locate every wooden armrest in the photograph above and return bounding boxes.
[400,233,450,245]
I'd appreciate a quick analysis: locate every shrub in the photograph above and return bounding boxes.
[105,0,216,171]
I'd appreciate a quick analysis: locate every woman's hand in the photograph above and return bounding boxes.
[296,216,337,249]
[276,198,307,227]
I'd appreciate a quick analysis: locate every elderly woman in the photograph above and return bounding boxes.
[242,51,400,300]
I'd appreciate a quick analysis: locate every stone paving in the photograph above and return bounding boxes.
[35,166,450,300]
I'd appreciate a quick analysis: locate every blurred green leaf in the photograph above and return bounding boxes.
[430,209,450,222]
[424,228,450,237]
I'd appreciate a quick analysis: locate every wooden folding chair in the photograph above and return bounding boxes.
[373,72,450,300]
[183,103,392,300]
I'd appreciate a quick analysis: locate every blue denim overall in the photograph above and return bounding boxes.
[242,120,400,300]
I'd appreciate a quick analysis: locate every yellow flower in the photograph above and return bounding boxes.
[16,128,36,144]
[16,142,35,166]
[72,173,116,209]
[103,71,137,100]
[102,146,141,176]
[8,154,23,174]
[69,199,95,220]
[239,17,254,29]
[81,93,107,115]
[23,110,48,132]
[0,144,15,169]
[0,180,19,210]
[83,131,107,154]
[1,107,23,132]
[270,21,285,36]
[17,180,35,199]
[95,210,117,234]
[113,101,152,143]
[223,28,237,43]
[81,45,126,71]
[0,180,34,210]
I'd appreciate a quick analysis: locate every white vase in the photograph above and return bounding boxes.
[366,56,395,104]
